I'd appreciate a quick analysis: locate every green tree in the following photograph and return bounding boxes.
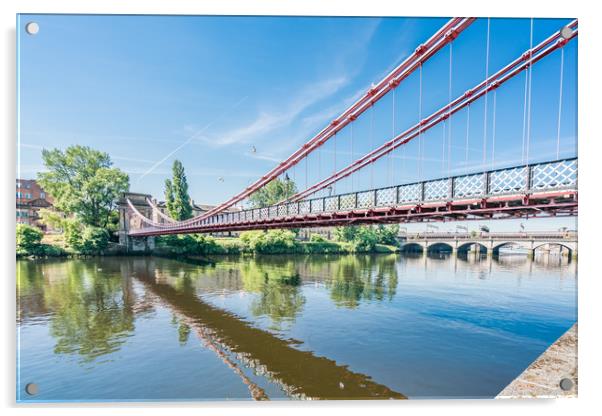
[164,160,193,220]
[37,145,129,228]
[67,224,110,255]
[334,225,359,242]
[249,177,297,208]
[375,224,400,246]
[16,224,43,251]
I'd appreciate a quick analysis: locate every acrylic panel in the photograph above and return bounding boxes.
[16,14,578,402]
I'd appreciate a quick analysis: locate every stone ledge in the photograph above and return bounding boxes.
[497,323,577,399]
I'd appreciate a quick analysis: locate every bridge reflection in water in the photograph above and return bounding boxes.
[125,257,406,400]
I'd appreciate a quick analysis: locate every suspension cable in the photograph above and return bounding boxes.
[142,18,478,226]
[351,122,354,192]
[465,104,470,164]
[305,155,308,191]
[390,88,397,185]
[418,63,423,180]
[526,18,534,164]
[483,18,491,165]
[317,143,321,186]
[284,21,578,204]
[333,132,337,194]
[491,90,497,168]
[442,121,446,173]
[521,69,528,163]
[556,47,565,159]
[370,105,374,188]
[448,42,453,175]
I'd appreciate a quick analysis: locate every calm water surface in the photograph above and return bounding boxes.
[17,253,577,401]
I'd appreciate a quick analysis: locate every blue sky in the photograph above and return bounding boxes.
[17,15,577,232]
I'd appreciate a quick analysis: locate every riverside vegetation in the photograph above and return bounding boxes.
[17,223,400,258]
[17,144,401,259]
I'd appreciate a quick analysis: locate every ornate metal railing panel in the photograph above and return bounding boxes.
[531,159,577,190]
[398,183,421,204]
[357,191,374,208]
[376,187,397,206]
[325,196,338,212]
[489,166,527,195]
[424,179,450,201]
[340,194,356,210]
[453,173,486,198]
[311,199,322,213]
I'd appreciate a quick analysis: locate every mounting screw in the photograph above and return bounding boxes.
[559,378,574,391]
[560,26,574,40]
[25,383,38,395]
[25,22,39,35]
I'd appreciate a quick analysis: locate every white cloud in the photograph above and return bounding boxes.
[205,76,349,148]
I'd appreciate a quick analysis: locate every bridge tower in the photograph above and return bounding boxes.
[117,192,156,252]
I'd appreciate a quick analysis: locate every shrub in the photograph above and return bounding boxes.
[352,227,380,252]
[375,225,400,246]
[16,224,43,251]
[76,226,110,254]
[334,226,359,242]
[304,241,349,254]
[156,234,198,254]
[63,218,109,255]
[31,243,68,257]
[309,233,326,242]
[240,230,299,254]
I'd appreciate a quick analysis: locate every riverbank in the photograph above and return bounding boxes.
[497,324,578,398]
[16,231,400,259]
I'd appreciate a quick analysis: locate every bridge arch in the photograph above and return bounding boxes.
[457,242,488,254]
[492,241,530,256]
[400,242,425,253]
[533,242,575,257]
[426,242,454,254]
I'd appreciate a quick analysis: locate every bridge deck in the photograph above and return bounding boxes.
[128,158,577,236]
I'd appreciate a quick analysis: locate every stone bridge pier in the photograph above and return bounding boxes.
[117,192,156,252]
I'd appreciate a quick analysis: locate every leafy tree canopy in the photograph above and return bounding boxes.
[249,177,297,208]
[37,145,129,228]
[165,160,193,220]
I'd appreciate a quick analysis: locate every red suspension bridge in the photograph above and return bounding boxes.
[123,17,578,238]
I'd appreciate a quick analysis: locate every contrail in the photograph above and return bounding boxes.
[137,96,249,182]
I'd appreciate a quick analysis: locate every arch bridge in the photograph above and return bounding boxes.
[400,231,577,257]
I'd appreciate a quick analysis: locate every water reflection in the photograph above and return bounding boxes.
[126,257,405,399]
[17,260,140,363]
[17,252,576,401]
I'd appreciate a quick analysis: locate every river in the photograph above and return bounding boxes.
[16,253,577,401]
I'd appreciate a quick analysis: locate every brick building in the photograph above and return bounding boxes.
[16,179,53,230]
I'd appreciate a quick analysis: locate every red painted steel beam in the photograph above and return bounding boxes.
[164,17,476,227]
[128,200,577,237]
[128,190,577,236]
[286,19,578,203]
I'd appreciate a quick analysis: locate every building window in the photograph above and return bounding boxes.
[40,192,45,199]
[25,193,31,199]
[25,183,31,189]
[16,192,22,198]
[16,182,21,188]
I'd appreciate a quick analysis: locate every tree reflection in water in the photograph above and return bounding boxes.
[325,255,399,308]
[239,259,305,330]
[18,260,137,363]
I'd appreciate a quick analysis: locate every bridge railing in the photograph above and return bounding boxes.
[202,158,577,227]
[404,231,577,240]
